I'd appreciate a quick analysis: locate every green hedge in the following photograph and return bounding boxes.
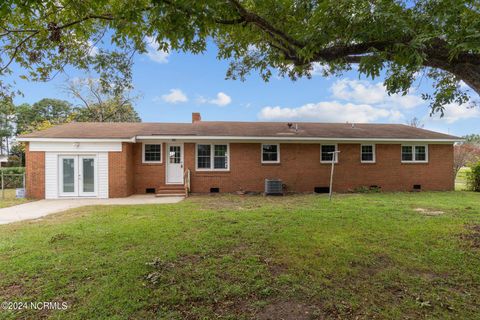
[466,161,480,192]
[0,167,25,174]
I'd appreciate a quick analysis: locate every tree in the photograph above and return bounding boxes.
[406,117,424,128]
[0,1,479,114]
[0,100,15,155]
[65,78,141,122]
[15,98,74,134]
[464,134,480,145]
[454,143,480,177]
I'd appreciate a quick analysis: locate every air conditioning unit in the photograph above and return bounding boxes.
[265,179,283,195]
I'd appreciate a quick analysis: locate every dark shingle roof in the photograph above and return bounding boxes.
[19,121,460,140]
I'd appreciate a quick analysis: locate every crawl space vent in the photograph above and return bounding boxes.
[210,187,220,193]
[146,188,156,194]
[314,187,330,194]
[413,184,421,191]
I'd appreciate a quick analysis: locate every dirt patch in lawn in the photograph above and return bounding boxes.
[460,224,480,249]
[256,300,321,320]
[413,208,445,216]
[0,282,25,299]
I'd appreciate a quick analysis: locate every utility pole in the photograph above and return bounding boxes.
[328,151,341,201]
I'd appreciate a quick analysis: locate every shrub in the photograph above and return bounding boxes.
[466,161,480,192]
[0,167,25,174]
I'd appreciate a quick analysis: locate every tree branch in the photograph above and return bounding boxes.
[226,0,305,49]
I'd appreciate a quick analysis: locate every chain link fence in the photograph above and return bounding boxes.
[1,172,25,199]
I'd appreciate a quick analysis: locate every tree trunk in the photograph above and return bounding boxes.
[452,63,480,96]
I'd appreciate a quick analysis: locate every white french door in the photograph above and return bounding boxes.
[59,155,97,197]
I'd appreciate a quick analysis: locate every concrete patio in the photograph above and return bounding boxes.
[0,195,184,225]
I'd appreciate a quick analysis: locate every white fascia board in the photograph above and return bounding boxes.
[135,136,460,143]
[17,137,136,143]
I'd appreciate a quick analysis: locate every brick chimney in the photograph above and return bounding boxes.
[192,112,201,123]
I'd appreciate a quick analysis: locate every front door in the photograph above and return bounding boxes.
[59,155,97,197]
[166,144,183,184]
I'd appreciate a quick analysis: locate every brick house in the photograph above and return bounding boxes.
[18,113,460,199]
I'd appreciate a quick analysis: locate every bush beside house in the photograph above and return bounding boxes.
[467,161,480,192]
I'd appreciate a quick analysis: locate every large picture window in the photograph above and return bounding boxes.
[143,143,162,163]
[321,144,338,163]
[196,144,229,170]
[261,144,280,163]
[402,145,428,163]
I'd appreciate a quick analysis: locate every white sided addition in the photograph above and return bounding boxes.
[31,141,117,199]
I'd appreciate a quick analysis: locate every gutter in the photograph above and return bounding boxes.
[16,136,462,143]
[135,135,461,143]
[16,137,137,143]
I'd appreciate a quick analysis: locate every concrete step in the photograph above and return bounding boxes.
[156,188,185,194]
[157,185,184,190]
[155,193,185,197]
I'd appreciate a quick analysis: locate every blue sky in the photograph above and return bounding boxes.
[11,42,480,137]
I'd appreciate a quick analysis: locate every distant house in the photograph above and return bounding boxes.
[18,113,460,199]
[0,154,7,167]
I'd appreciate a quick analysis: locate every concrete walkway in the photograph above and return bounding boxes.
[0,195,184,225]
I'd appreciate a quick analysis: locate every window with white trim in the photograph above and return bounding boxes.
[361,144,375,163]
[143,143,162,163]
[321,144,338,163]
[214,145,228,169]
[261,144,280,163]
[196,144,229,170]
[402,145,428,162]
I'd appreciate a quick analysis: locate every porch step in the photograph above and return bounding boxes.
[156,189,185,193]
[155,185,185,197]
[157,185,184,190]
[155,193,186,197]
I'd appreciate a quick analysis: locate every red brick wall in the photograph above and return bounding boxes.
[108,142,134,198]
[180,143,454,193]
[25,142,45,199]
[132,142,166,193]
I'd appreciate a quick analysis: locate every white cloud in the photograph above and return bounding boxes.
[159,89,188,104]
[210,92,231,106]
[432,103,480,124]
[311,63,330,76]
[197,92,232,106]
[258,101,403,123]
[87,40,99,57]
[331,79,423,109]
[145,36,170,63]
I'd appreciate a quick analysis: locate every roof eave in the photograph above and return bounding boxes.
[136,135,461,143]
[17,137,137,143]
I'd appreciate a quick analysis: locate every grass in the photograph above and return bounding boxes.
[0,189,31,209]
[0,192,479,319]
[455,167,471,191]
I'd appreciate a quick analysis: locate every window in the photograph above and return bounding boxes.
[143,143,162,163]
[261,144,280,163]
[169,146,181,164]
[361,144,375,163]
[197,144,211,169]
[214,145,228,169]
[321,144,338,163]
[402,145,428,163]
[196,144,229,170]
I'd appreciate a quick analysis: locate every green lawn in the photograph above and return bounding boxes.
[0,189,31,209]
[0,192,479,319]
